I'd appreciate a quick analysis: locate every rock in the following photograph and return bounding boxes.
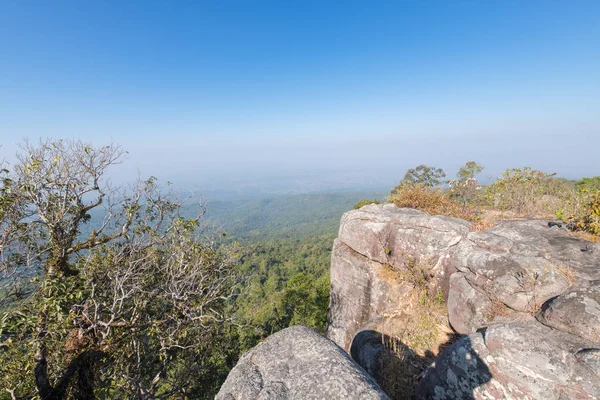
[449,220,600,334]
[538,282,600,344]
[446,273,491,335]
[337,204,472,272]
[415,332,494,399]
[350,330,385,382]
[327,204,600,398]
[417,321,600,399]
[327,239,412,350]
[328,204,471,351]
[215,326,389,400]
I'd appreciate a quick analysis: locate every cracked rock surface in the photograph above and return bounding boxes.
[327,205,600,399]
[416,321,600,399]
[215,326,389,400]
[327,204,471,350]
[449,220,600,334]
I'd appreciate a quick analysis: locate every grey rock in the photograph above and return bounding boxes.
[338,204,472,271]
[215,326,389,400]
[328,205,471,351]
[538,282,600,344]
[449,220,600,333]
[327,239,412,350]
[325,204,600,398]
[350,329,385,382]
[417,321,600,399]
[447,273,491,335]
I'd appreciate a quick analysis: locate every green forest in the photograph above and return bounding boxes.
[203,191,385,240]
[0,139,382,399]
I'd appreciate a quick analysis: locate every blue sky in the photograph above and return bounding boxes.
[1,1,599,191]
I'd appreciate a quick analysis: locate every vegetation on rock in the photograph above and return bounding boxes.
[353,199,381,209]
[388,163,600,239]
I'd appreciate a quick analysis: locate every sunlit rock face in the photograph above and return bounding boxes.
[449,220,600,335]
[215,326,389,400]
[327,204,471,351]
[328,204,600,399]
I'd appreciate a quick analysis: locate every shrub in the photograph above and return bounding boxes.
[391,165,446,194]
[353,198,381,209]
[563,189,600,235]
[447,161,484,210]
[484,167,574,217]
[575,176,600,191]
[388,183,474,220]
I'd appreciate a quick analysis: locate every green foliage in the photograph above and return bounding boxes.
[392,165,446,193]
[456,161,484,181]
[232,235,332,351]
[484,167,574,216]
[353,198,381,209]
[448,161,484,210]
[204,191,384,241]
[563,189,600,235]
[436,290,445,305]
[575,176,600,192]
[0,140,239,399]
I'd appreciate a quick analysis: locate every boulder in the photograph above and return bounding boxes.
[215,326,389,400]
[327,239,412,350]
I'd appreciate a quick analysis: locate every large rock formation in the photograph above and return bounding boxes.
[215,326,389,400]
[327,204,472,350]
[327,204,600,399]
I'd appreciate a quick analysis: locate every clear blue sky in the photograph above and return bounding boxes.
[1,1,599,192]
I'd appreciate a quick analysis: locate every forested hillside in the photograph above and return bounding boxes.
[203,191,386,240]
[185,192,386,396]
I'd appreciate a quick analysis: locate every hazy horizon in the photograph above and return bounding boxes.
[2,1,599,194]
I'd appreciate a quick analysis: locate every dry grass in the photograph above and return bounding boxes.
[569,231,599,242]
[515,269,547,315]
[378,262,405,285]
[470,219,495,232]
[556,265,576,287]
[486,295,513,322]
[388,184,477,221]
[378,292,455,399]
[374,257,456,399]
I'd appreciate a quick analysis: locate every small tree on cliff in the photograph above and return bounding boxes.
[0,139,238,399]
[448,161,484,210]
[391,165,446,194]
